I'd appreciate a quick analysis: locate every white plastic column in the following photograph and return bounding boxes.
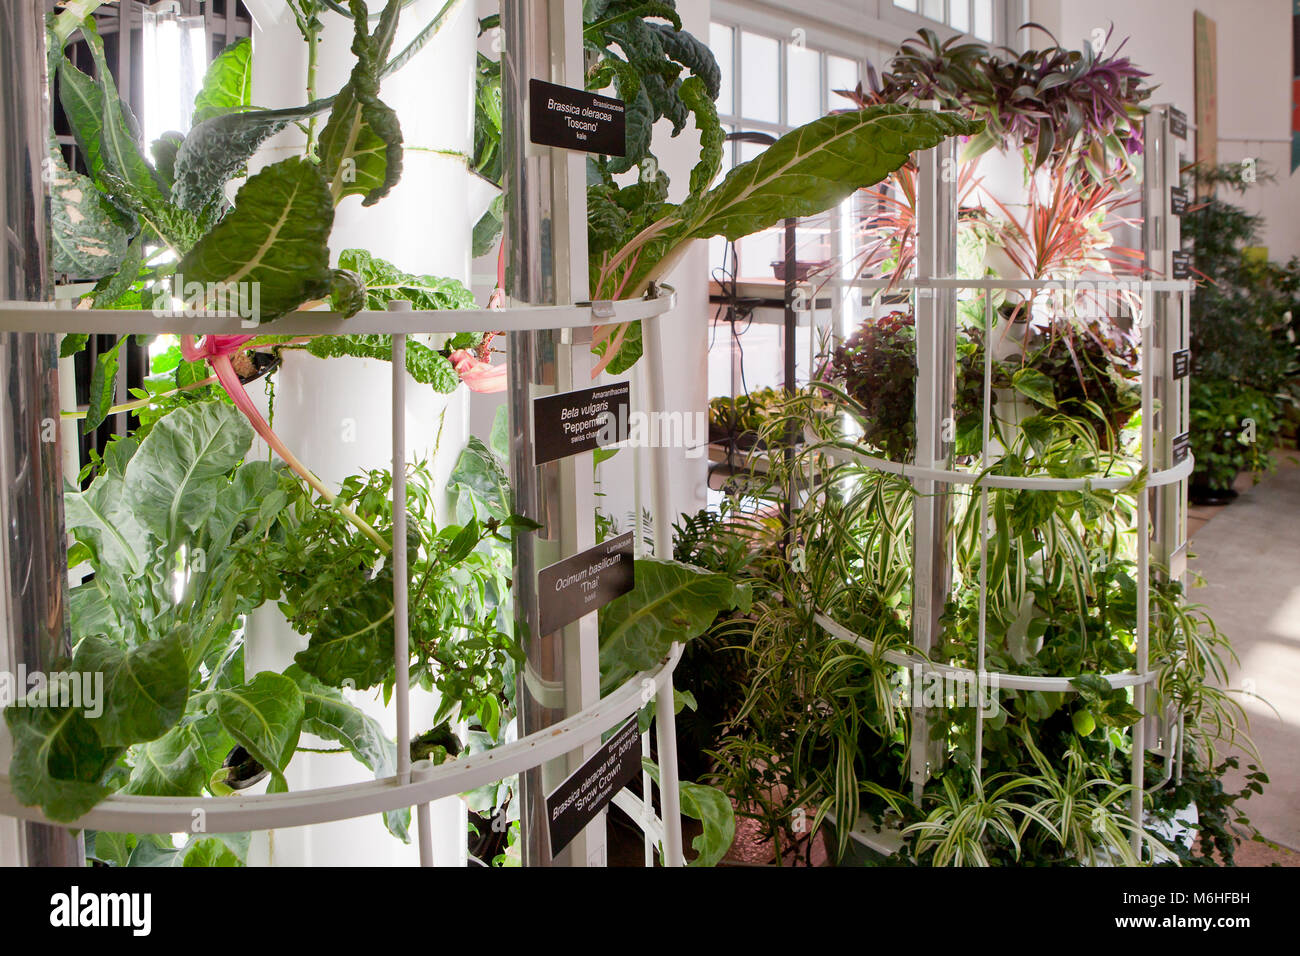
[909,129,958,802]
[241,0,477,867]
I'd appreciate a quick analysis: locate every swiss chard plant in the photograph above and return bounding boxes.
[50,0,489,436]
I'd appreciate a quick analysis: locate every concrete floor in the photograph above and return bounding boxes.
[1188,451,1300,861]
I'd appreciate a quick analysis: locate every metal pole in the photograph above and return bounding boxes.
[908,128,958,803]
[502,0,604,867]
[640,313,685,867]
[782,218,797,535]
[0,0,83,867]
[1141,106,1189,785]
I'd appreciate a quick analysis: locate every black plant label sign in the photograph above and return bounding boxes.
[537,531,635,636]
[1173,348,1191,380]
[1169,107,1188,140]
[533,381,630,465]
[546,717,642,858]
[1173,431,1192,465]
[529,78,627,156]
[1170,186,1190,216]
[1171,250,1192,279]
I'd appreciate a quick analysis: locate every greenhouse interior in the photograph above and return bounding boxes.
[0,0,1297,906]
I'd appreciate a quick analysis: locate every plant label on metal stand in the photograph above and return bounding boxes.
[532,381,630,464]
[504,0,611,867]
[527,78,626,156]
[545,717,641,856]
[538,532,635,636]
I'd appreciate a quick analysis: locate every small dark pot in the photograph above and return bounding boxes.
[221,745,269,791]
[236,352,281,385]
[1189,485,1239,506]
[770,260,825,282]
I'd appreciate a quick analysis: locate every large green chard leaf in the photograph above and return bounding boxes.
[643,759,735,867]
[598,557,741,693]
[214,672,304,793]
[688,106,982,240]
[319,0,404,206]
[47,147,130,279]
[124,711,232,798]
[607,107,983,298]
[175,157,335,323]
[4,699,122,822]
[78,633,189,747]
[285,665,410,841]
[122,401,253,548]
[193,38,254,125]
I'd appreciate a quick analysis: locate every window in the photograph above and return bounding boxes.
[708,22,862,279]
[893,0,997,42]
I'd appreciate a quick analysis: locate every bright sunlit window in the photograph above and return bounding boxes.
[709,22,862,280]
[894,0,995,42]
[141,0,209,145]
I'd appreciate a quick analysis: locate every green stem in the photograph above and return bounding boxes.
[61,374,218,420]
[306,25,321,157]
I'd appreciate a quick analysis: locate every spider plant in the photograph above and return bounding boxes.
[1017,730,1165,866]
[903,771,1050,866]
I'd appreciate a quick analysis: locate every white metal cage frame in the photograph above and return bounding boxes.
[804,274,1193,861]
[0,291,688,867]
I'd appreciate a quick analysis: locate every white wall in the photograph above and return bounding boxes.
[1058,0,1300,262]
